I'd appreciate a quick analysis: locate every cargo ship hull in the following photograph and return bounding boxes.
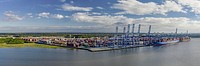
[153,40,179,45]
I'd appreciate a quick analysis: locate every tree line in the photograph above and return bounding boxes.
[0,38,25,44]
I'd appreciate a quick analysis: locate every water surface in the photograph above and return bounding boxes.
[0,38,199,66]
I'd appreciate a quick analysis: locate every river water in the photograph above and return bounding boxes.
[0,38,200,66]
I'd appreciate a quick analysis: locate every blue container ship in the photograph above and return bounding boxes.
[153,38,180,45]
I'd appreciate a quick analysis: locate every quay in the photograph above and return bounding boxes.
[21,24,191,52]
[77,45,145,52]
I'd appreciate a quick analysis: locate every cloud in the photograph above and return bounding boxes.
[130,17,200,32]
[134,17,190,25]
[38,12,65,19]
[71,12,200,32]
[61,4,93,11]
[96,6,104,9]
[0,26,109,33]
[91,12,102,15]
[71,12,193,26]
[107,2,111,4]
[112,0,185,15]
[26,13,33,18]
[175,0,200,14]
[65,16,69,18]
[156,1,186,15]
[27,13,32,16]
[71,12,133,25]
[70,1,74,4]
[51,14,64,19]
[38,12,50,18]
[3,11,23,21]
[60,0,66,2]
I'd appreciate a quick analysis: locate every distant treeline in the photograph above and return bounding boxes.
[0,38,25,44]
[0,33,116,38]
[0,33,199,38]
[188,34,200,38]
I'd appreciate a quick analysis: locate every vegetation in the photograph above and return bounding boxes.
[0,43,63,49]
[0,33,115,38]
[0,38,63,49]
[0,33,114,49]
[0,38,24,44]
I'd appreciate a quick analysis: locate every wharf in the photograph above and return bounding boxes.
[77,45,145,52]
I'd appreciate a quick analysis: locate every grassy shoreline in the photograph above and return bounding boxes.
[0,43,64,49]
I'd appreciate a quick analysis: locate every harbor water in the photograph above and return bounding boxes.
[0,38,199,66]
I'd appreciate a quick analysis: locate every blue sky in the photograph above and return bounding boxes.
[0,0,200,33]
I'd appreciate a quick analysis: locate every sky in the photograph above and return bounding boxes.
[0,0,200,33]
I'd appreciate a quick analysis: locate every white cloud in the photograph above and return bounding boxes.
[60,0,66,2]
[65,16,69,18]
[130,17,200,32]
[51,14,64,19]
[132,17,199,31]
[91,12,102,15]
[156,1,186,15]
[61,4,93,11]
[27,13,32,16]
[38,12,50,18]
[38,12,65,19]
[70,1,74,4]
[107,2,111,4]
[112,0,185,15]
[71,12,200,32]
[135,17,190,24]
[0,26,108,33]
[175,0,200,14]
[29,16,33,18]
[96,6,104,9]
[26,13,33,18]
[3,11,23,21]
[37,17,41,19]
[71,12,194,26]
[71,12,133,25]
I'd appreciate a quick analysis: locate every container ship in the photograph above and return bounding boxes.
[179,36,191,42]
[153,37,180,45]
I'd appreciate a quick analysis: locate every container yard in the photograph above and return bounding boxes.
[21,24,191,52]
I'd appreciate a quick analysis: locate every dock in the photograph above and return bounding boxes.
[77,45,144,52]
